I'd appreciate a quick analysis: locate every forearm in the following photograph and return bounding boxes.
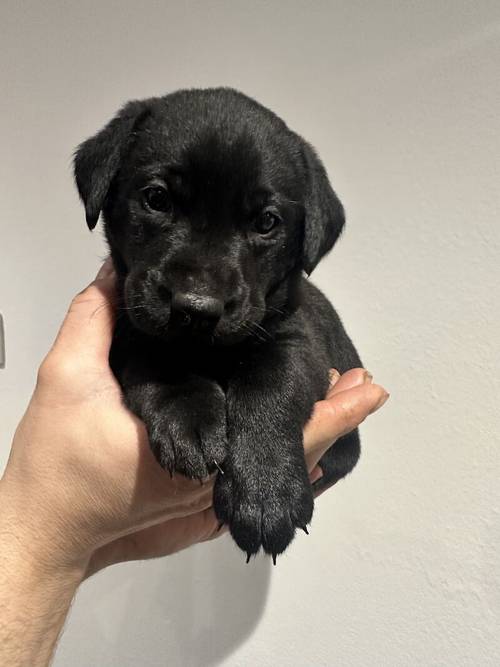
[0,487,85,667]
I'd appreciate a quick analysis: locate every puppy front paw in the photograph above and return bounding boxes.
[132,378,228,479]
[149,413,226,480]
[214,454,313,562]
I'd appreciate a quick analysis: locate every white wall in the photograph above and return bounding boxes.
[1,1,500,665]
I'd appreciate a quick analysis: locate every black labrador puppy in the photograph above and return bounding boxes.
[74,87,361,562]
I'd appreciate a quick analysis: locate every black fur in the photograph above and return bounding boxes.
[74,87,361,561]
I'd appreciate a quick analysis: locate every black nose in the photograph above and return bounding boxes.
[170,292,224,330]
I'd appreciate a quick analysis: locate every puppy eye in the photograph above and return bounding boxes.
[255,210,281,235]
[142,186,171,213]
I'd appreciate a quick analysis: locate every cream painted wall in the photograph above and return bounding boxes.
[1,1,499,665]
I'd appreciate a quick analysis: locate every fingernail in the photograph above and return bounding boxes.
[309,466,323,484]
[328,369,340,386]
[363,370,373,384]
[371,391,390,413]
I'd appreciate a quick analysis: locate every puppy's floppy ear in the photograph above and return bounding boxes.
[74,100,149,230]
[301,141,345,275]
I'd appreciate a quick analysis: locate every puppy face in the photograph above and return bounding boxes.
[75,88,345,343]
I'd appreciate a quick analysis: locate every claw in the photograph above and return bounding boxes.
[272,553,277,566]
[301,525,309,535]
[246,552,252,564]
[213,459,225,475]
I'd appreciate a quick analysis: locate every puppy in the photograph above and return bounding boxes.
[74,87,362,562]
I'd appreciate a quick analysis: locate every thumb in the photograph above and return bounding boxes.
[304,382,389,466]
[50,258,117,364]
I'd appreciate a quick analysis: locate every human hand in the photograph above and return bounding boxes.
[305,367,389,487]
[86,366,388,575]
[0,260,216,578]
[1,261,388,578]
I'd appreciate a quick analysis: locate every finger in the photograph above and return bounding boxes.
[155,473,218,520]
[325,368,341,395]
[127,506,223,563]
[169,471,217,496]
[200,507,230,542]
[51,258,117,363]
[304,382,389,463]
[152,506,222,547]
[86,506,221,575]
[325,367,372,399]
[309,465,323,485]
[160,507,222,547]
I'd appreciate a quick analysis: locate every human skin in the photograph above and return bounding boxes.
[0,260,389,667]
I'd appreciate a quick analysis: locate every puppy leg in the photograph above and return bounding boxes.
[214,345,322,561]
[214,421,313,562]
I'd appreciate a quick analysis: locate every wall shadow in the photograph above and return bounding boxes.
[56,535,271,666]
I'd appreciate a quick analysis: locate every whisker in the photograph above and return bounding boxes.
[248,320,273,340]
[247,304,286,317]
[241,320,268,342]
[266,305,286,316]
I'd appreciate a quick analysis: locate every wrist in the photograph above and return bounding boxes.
[0,481,86,667]
[0,476,90,580]
[0,528,85,607]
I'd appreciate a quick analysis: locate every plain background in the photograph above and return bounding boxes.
[1,1,500,665]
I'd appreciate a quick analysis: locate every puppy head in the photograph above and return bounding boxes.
[74,88,345,343]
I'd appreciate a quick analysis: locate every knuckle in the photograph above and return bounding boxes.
[37,354,81,386]
[69,288,94,311]
[335,400,358,435]
[36,356,56,385]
